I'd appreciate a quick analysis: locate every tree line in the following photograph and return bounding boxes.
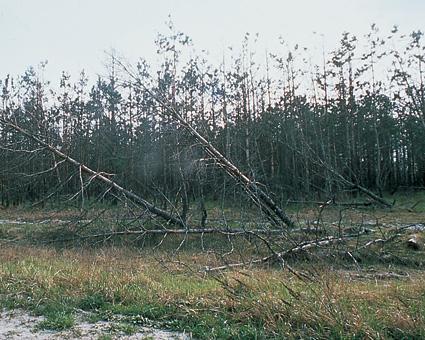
[1,24,424,208]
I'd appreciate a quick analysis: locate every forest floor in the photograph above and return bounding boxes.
[0,192,424,339]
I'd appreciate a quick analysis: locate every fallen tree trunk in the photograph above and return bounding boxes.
[171,114,295,228]
[351,183,393,208]
[47,228,286,244]
[318,159,393,208]
[202,229,375,272]
[295,141,393,208]
[287,200,373,207]
[0,118,186,227]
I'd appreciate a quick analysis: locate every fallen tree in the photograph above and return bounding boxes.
[297,141,394,208]
[0,117,187,227]
[117,60,296,228]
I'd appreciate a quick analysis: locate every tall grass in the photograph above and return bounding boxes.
[0,244,424,338]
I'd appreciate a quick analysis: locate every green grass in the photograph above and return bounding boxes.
[97,335,113,340]
[36,311,75,331]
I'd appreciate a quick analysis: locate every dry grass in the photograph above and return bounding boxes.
[0,243,424,339]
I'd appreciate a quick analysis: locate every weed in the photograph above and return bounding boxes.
[37,311,74,331]
[79,292,109,311]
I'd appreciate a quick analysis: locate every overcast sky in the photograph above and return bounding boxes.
[1,0,424,83]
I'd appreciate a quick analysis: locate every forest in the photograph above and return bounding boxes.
[1,24,424,209]
[0,23,425,339]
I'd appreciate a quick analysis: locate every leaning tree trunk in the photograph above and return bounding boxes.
[134,84,295,228]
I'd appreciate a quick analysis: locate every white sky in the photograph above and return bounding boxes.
[0,0,424,84]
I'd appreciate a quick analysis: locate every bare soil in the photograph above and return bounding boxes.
[0,309,191,339]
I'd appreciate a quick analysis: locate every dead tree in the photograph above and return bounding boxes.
[322,161,393,208]
[297,139,394,208]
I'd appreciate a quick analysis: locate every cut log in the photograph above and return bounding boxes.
[407,235,421,250]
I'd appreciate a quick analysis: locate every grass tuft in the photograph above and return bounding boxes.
[37,311,75,331]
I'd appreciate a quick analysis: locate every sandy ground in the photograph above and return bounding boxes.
[0,309,191,339]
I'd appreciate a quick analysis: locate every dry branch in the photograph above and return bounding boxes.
[55,227,286,243]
